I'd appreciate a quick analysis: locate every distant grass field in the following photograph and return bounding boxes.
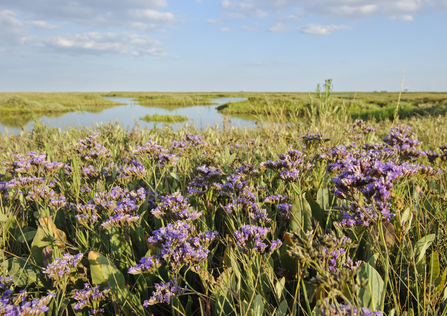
[140,114,189,123]
[0,92,122,127]
[2,89,447,129]
[216,91,447,121]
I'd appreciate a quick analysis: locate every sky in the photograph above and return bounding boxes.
[0,0,446,92]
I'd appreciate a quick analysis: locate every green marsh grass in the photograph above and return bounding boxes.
[1,109,447,315]
[3,86,447,315]
[140,114,189,123]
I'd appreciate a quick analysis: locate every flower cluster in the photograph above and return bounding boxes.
[169,132,207,155]
[0,289,55,316]
[300,132,330,149]
[133,139,179,167]
[260,147,312,182]
[382,124,424,161]
[233,225,281,254]
[329,146,439,227]
[187,165,222,196]
[42,253,83,281]
[76,134,111,161]
[347,119,376,141]
[143,279,188,306]
[129,220,217,274]
[321,302,383,316]
[73,283,111,315]
[77,186,146,228]
[151,191,202,222]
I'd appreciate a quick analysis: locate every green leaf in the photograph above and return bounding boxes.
[252,295,264,316]
[306,191,323,228]
[88,251,144,315]
[275,277,286,302]
[0,213,8,222]
[290,193,312,235]
[357,262,384,311]
[414,234,435,264]
[2,257,46,287]
[430,251,440,282]
[316,187,334,211]
[277,300,288,316]
[17,227,37,243]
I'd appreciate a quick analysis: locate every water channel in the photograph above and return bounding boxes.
[0,97,258,135]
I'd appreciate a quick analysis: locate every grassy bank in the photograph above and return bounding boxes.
[0,93,122,127]
[217,90,447,121]
[140,114,189,123]
[1,111,447,315]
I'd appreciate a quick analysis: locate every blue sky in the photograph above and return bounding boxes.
[0,0,446,92]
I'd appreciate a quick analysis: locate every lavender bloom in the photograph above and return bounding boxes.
[212,174,248,197]
[42,253,83,281]
[382,124,424,161]
[277,203,292,220]
[169,132,207,154]
[0,291,55,316]
[101,213,140,228]
[300,132,330,149]
[73,283,111,312]
[187,165,222,196]
[233,225,280,254]
[129,221,217,273]
[128,256,161,274]
[143,279,188,306]
[133,140,179,167]
[222,188,271,223]
[76,134,111,161]
[321,302,383,316]
[151,192,202,222]
[260,147,312,182]
[264,195,290,204]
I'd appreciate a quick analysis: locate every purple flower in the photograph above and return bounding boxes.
[42,253,83,281]
[143,279,187,306]
[151,192,201,222]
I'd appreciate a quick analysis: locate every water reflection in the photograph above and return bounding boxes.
[0,97,257,135]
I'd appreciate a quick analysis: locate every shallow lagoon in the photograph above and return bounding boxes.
[0,97,257,134]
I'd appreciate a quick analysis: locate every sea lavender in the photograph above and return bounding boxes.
[233,225,281,254]
[321,302,383,316]
[0,290,55,316]
[187,165,222,196]
[151,192,202,222]
[133,140,179,167]
[143,279,188,306]
[73,283,111,314]
[42,253,83,282]
[129,221,217,273]
[76,134,111,161]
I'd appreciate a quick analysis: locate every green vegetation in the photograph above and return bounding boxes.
[139,114,189,123]
[0,92,122,127]
[1,107,447,314]
[216,82,447,122]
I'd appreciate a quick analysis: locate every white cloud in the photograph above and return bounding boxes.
[390,14,414,20]
[268,22,292,32]
[31,20,59,29]
[241,25,258,31]
[299,23,350,35]
[218,0,444,20]
[220,0,268,18]
[221,27,236,32]
[207,19,225,25]
[0,9,27,44]
[42,32,165,56]
[0,0,175,31]
[129,9,175,23]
